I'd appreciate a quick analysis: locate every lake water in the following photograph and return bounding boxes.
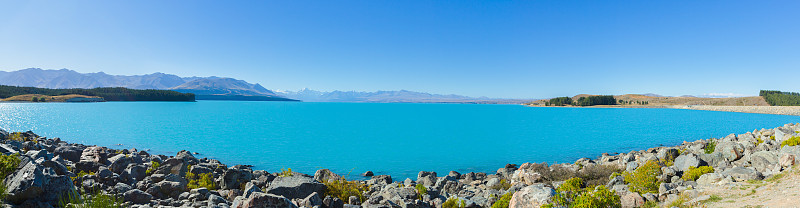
[1,101,798,180]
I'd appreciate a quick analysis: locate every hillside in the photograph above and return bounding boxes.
[169,77,279,96]
[527,94,769,106]
[2,94,103,102]
[0,85,194,101]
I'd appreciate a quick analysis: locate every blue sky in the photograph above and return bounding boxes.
[0,1,798,98]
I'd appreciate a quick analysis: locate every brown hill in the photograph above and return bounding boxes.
[2,94,103,102]
[527,94,769,106]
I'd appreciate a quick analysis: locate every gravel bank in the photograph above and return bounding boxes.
[670,105,800,116]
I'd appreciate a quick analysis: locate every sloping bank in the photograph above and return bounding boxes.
[0,124,798,208]
[671,105,800,116]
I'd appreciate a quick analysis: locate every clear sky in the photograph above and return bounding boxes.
[0,1,798,98]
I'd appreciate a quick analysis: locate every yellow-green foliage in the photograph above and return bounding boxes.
[781,136,800,147]
[551,177,584,206]
[323,179,368,203]
[770,135,776,140]
[186,172,217,190]
[71,170,95,183]
[145,161,160,175]
[7,132,24,142]
[491,191,514,208]
[415,184,427,200]
[704,139,716,154]
[279,168,294,177]
[571,186,619,208]
[60,192,123,208]
[682,166,714,181]
[443,197,466,208]
[623,161,661,194]
[0,153,21,177]
[490,179,511,190]
[756,137,764,145]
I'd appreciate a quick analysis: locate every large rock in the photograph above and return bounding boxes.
[511,168,542,186]
[240,192,297,208]
[722,167,763,181]
[779,154,796,169]
[750,151,779,172]
[621,192,645,208]
[153,158,190,177]
[715,142,744,161]
[175,150,199,165]
[76,146,109,172]
[4,160,75,205]
[53,145,83,163]
[108,154,133,174]
[416,171,437,187]
[674,154,701,172]
[314,169,342,182]
[265,176,325,199]
[657,148,680,161]
[123,189,153,204]
[508,184,555,208]
[221,165,254,190]
[696,173,731,185]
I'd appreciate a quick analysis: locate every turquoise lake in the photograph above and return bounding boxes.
[1,101,798,180]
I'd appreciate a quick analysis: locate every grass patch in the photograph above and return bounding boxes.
[490,179,511,190]
[547,177,621,208]
[702,195,723,203]
[60,191,123,208]
[443,197,466,208]
[765,172,785,183]
[624,161,661,194]
[186,172,217,190]
[278,168,294,177]
[682,166,714,181]
[704,139,717,154]
[323,179,369,203]
[145,161,160,175]
[781,136,800,147]
[415,184,427,200]
[490,191,513,208]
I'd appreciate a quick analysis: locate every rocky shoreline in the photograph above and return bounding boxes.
[669,105,800,116]
[0,123,799,208]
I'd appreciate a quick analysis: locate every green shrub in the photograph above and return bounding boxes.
[770,135,776,140]
[577,164,623,187]
[415,184,427,200]
[551,177,584,206]
[491,191,514,208]
[443,197,466,208]
[682,166,714,181]
[187,172,217,190]
[571,186,620,208]
[60,191,123,208]
[548,97,573,106]
[760,90,800,106]
[781,136,800,147]
[323,179,368,203]
[39,97,46,102]
[704,139,716,154]
[0,153,21,178]
[623,161,661,194]
[145,161,160,175]
[574,95,617,106]
[278,168,293,177]
[490,179,512,190]
[31,97,38,102]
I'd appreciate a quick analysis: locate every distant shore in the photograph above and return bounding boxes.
[525,104,800,116]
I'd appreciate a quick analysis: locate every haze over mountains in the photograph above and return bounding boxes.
[0,68,530,103]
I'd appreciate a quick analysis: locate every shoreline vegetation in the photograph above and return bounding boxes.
[0,85,195,102]
[0,124,798,207]
[526,90,800,116]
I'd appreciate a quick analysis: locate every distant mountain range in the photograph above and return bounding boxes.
[0,68,279,97]
[0,68,532,103]
[275,88,532,104]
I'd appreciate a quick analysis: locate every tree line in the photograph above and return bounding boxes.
[0,85,195,101]
[760,90,800,106]
[544,95,617,106]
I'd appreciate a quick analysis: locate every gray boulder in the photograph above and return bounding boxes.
[53,145,82,162]
[302,192,323,207]
[314,169,343,182]
[108,154,133,174]
[779,154,796,169]
[715,142,744,161]
[696,173,731,185]
[265,175,325,199]
[657,148,680,161]
[621,192,644,208]
[369,175,392,185]
[416,171,437,187]
[750,151,779,172]
[240,192,297,208]
[722,167,763,181]
[4,160,75,205]
[508,184,555,208]
[674,153,701,172]
[123,189,153,204]
[175,150,199,165]
[220,165,253,190]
